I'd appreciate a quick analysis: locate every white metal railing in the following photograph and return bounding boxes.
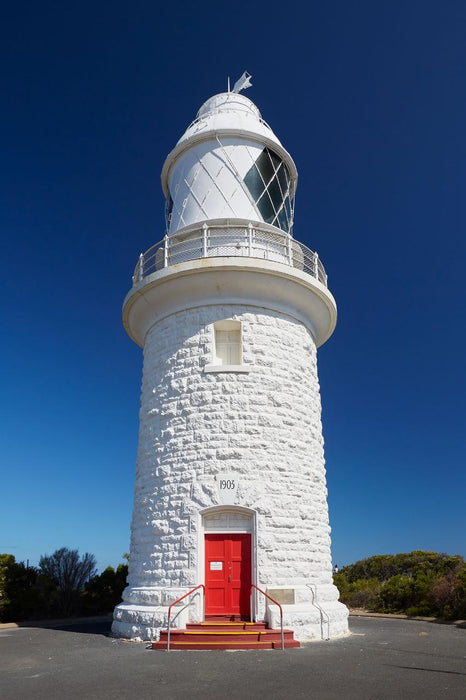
[306,583,330,640]
[132,222,328,287]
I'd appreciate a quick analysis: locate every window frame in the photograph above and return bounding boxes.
[204,320,252,374]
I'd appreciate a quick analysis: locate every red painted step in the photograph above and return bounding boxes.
[186,622,268,632]
[151,621,301,651]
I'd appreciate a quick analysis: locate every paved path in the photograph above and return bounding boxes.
[1,616,465,699]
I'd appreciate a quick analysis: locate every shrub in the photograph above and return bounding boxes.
[82,564,128,614]
[336,574,381,610]
[335,551,466,619]
[0,555,42,622]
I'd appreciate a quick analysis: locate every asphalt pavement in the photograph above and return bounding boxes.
[0,616,465,699]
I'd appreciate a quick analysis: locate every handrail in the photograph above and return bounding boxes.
[250,584,284,651]
[306,583,330,640]
[167,584,205,652]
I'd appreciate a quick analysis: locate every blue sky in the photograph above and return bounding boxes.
[1,1,465,572]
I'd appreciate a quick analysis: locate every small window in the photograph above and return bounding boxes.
[204,320,251,374]
[214,320,241,366]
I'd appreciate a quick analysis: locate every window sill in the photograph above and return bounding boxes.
[204,364,252,374]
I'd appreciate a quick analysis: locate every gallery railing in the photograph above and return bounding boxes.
[132,222,328,287]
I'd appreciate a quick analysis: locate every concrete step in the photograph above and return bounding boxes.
[152,640,275,650]
[152,620,301,650]
[160,630,297,643]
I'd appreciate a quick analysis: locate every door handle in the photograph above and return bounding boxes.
[228,575,231,582]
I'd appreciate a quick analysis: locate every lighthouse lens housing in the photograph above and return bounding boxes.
[244,147,293,233]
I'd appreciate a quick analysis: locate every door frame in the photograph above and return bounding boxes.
[198,506,257,619]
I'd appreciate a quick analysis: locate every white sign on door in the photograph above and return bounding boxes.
[210,561,223,570]
[216,473,238,505]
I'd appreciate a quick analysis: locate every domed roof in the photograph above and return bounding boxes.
[174,92,282,150]
[161,91,297,199]
[196,92,262,119]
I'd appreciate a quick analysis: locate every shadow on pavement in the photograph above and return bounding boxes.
[14,618,113,636]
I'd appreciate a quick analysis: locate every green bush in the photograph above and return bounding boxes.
[0,555,43,622]
[334,551,466,619]
[82,564,128,614]
[0,551,128,622]
[340,551,464,583]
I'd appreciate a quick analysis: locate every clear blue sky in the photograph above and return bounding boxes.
[1,1,465,573]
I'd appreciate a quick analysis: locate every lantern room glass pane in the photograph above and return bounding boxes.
[255,148,275,187]
[277,208,288,231]
[267,177,282,212]
[244,164,264,201]
[165,194,174,229]
[257,191,275,223]
[277,164,289,197]
[283,194,291,220]
[243,148,294,233]
[270,150,282,171]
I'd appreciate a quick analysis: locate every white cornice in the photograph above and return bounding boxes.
[122,257,337,349]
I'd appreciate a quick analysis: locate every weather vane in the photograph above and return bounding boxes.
[227,71,252,94]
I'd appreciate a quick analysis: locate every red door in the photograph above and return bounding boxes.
[205,534,251,617]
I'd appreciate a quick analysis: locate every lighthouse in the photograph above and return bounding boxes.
[112,76,349,642]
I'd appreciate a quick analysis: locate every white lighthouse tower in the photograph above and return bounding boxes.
[112,76,349,643]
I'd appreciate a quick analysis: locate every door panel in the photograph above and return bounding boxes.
[205,534,251,616]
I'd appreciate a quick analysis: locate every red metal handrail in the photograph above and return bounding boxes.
[167,584,205,651]
[250,584,284,650]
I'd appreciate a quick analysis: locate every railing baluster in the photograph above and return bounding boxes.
[138,253,144,282]
[202,223,208,258]
[163,235,169,267]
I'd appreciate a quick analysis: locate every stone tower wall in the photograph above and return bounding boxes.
[124,303,336,598]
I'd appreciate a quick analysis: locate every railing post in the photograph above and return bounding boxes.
[287,235,292,266]
[248,222,253,257]
[138,253,144,282]
[202,223,208,258]
[313,251,319,280]
[163,234,169,268]
[165,584,205,652]
[250,584,285,651]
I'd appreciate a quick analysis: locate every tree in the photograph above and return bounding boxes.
[39,548,97,616]
[0,554,40,622]
[82,562,128,614]
[336,551,466,619]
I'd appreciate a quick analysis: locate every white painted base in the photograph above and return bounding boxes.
[112,587,204,642]
[267,601,349,642]
[112,589,349,642]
